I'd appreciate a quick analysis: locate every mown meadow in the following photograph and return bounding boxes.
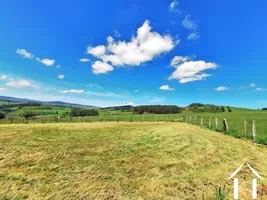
[1,122,267,199]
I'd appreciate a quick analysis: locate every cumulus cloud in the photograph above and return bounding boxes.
[37,58,55,66]
[16,49,34,59]
[159,85,175,91]
[92,61,114,74]
[169,56,217,83]
[169,0,178,12]
[87,45,106,57]
[0,75,8,80]
[187,33,199,40]
[122,101,135,106]
[182,15,197,30]
[57,74,64,79]
[59,89,84,94]
[215,86,228,91]
[0,88,6,91]
[6,79,38,88]
[79,58,90,62]
[249,83,256,88]
[87,20,176,74]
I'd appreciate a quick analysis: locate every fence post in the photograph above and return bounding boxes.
[189,116,192,123]
[200,117,203,126]
[215,118,218,130]
[252,120,256,142]
[244,120,247,138]
[209,118,211,129]
[115,115,117,121]
[194,116,197,124]
[156,115,158,122]
[223,118,228,133]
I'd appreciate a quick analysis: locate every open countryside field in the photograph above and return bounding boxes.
[1,107,267,145]
[1,122,267,199]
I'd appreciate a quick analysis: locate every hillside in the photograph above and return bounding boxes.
[1,122,267,199]
[0,96,97,108]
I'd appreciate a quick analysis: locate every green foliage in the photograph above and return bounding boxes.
[71,108,99,117]
[0,111,5,119]
[221,106,225,112]
[227,106,232,112]
[24,111,36,119]
[262,108,267,110]
[189,105,222,113]
[133,105,181,114]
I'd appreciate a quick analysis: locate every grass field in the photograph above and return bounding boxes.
[1,122,267,199]
[1,107,267,145]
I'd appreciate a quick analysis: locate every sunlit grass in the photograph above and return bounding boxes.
[1,122,267,199]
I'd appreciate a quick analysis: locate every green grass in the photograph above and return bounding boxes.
[1,122,267,199]
[1,107,267,145]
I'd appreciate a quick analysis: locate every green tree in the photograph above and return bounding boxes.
[221,106,225,112]
[227,106,232,112]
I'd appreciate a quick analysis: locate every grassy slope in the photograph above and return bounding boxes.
[1,122,267,199]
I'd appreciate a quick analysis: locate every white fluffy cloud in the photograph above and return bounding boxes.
[79,58,90,62]
[169,56,217,83]
[159,85,175,91]
[187,33,199,40]
[87,20,176,74]
[57,74,64,79]
[37,58,55,66]
[59,89,84,94]
[92,61,114,74]
[6,79,38,88]
[0,88,6,91]
[16,49,34,59]
[249,83,256,88]
[182,15,197,30]
[0,75,7,80]
[87,45,106,57]
[169,0,178,12]
[215,86,228,91]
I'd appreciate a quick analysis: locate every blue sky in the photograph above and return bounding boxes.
[0,0,266,108]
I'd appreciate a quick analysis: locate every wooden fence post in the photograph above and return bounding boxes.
[194,116,197,124]
[244,120,247,138]
[223,118,229,133]
[209,118,211,129]
[189,116,192,123]
[155,115,158,122]
[200,117,203,126]
[252,120,256,142]
[215,118,218,130]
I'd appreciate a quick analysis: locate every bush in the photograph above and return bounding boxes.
[71,108,99,117]
[0,111,5,119]
[24,111,36,119]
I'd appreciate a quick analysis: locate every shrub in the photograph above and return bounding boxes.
[24,111,36,119]
[133,105,181,114]
[0,111,5,119]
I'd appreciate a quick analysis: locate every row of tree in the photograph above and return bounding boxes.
[71,108,99,116]
[133,105,182,114]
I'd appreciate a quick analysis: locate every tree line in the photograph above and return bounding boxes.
[133,105,182,114]
[71,108,99,116]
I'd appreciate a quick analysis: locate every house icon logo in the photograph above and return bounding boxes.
[228,163,263,200]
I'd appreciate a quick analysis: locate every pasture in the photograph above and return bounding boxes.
[1,122,267,199]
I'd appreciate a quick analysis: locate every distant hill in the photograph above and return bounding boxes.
[0,96,98,108]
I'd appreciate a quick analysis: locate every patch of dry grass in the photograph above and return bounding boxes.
[1,122,267,199]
